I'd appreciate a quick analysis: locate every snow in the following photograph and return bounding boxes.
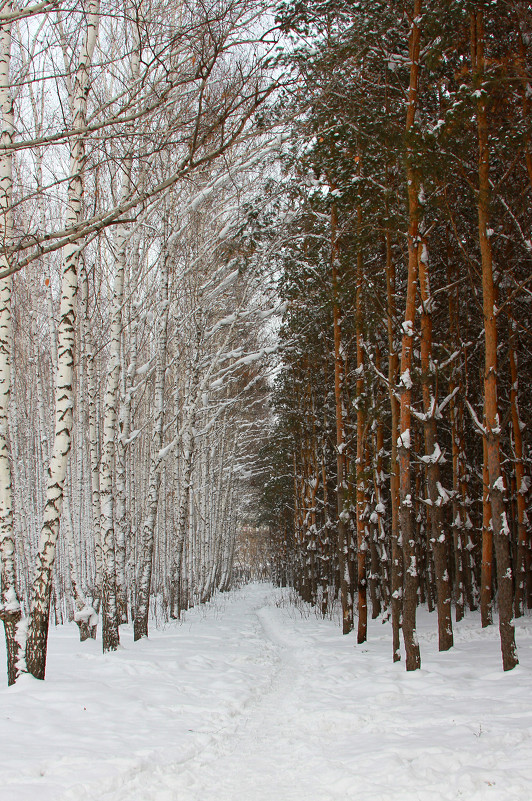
[14,616,28,673]
[208,312,238,336]
[135,361,151,376]
[436,481,450,505]
[400,369,412,389]
[258,303,287,320]
[501,511,510,536]
[519,476,531,495]
[1,583,532,801]
[123,429,141,445]
[73,606,98,627]
[188,185,215,212]
[397,428,411,449]
[157,440,176,462]
[421,442,442,464]
[1,586,21,612]
[401,320,414,338]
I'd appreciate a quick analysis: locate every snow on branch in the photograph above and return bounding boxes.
[464,399,486,435]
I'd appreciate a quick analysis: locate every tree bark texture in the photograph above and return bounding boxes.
[472,8,518,671]
[25,1,100,680]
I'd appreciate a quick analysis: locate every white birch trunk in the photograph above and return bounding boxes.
[99,166,134,651]
[204,422,229,600]
[115,287,138,624]
[25,1,100,680]
[81,269,101,626]
[170,363,199,617]
[100,26,140,640]
[134,251,170,639]
[63,493,94,640]
[0,4,21,686]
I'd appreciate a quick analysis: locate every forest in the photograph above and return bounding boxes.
[261,0,532,675]
[0,0,530,695]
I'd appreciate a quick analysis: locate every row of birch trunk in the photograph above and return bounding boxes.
[0,0,276,684]
[2,169,270,683]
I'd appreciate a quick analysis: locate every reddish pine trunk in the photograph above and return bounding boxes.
[398,0,422,672]
[418,243,453,650]
[509,325,529,617]
[356,208,367,644]
[472,9,517,670]
[481,438,493,627]
[372,347,387,616]
[331,202,353,634]
[385,226,402,662]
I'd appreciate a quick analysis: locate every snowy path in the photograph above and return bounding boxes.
[2,584,532,801]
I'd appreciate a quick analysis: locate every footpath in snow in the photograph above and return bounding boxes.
[1,583,532,801]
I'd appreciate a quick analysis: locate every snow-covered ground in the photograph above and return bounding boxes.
[1,584,531,801]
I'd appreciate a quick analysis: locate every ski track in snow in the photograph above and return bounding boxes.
[1,583,532,801]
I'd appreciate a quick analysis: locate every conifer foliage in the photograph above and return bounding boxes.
[261,0,531,670]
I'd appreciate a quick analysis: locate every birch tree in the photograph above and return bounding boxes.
[24,0,100,680]
[134,239,170,641]
[0,1,20,685]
